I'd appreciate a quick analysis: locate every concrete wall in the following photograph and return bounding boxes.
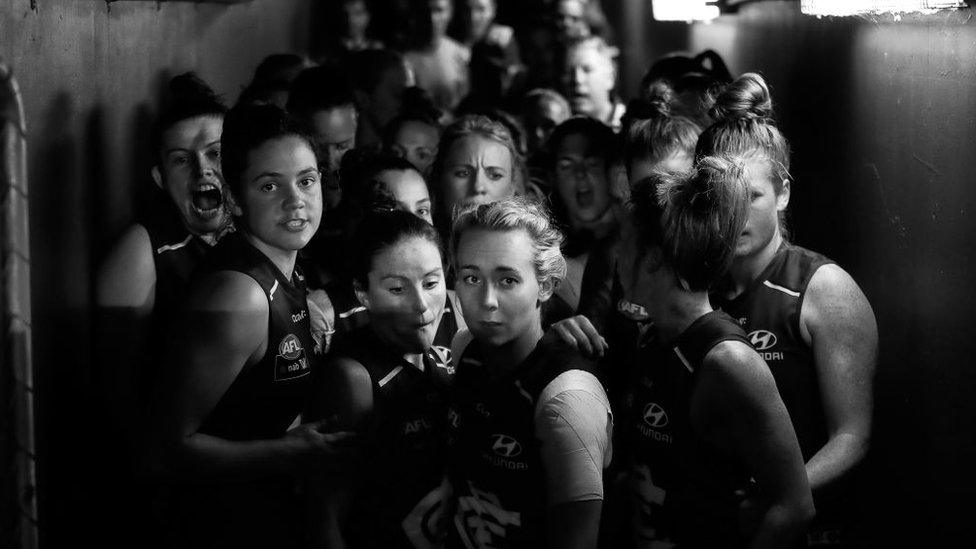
[0,1,313,544]
[614,1,976,542]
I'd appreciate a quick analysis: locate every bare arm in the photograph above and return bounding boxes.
[94,224,155,454]
[800,264,877,497]
[157,271,353,480]
[305,357,374,549]
[695,341,815,549]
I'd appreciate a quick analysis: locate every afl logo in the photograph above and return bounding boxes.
[642,403,669,428]
[491,434,522,458]
[748,330,778,351]
[278,334,304,360]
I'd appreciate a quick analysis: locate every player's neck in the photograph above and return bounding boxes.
[244,232,297,281]
[486,322,543,374]
[656,289,713,342]
[728,232,782,297]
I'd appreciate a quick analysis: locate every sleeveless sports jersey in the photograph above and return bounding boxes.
[627,310,753,548]
[711,243,832,465]
[138,198,214,323]
[169,232,315,549]
[712,244,850,547]
[448,339,598,549]
[334,326,455,549]
[197,231,315,441]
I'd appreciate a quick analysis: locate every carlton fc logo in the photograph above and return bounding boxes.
[642,403,669,428]
[491,434,522,458]
[748,330,778,351]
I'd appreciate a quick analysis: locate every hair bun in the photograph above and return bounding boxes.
[625,80,675,126]
[710,72,773,122]
[168,72,224,110]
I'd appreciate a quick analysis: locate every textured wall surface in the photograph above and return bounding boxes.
[0,1,313,544]
[614,1,976,543]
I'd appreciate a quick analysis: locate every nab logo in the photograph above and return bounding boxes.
[491,434,522,458]
[748,330,778,351]
[278,334,304,360]
[291,310,307,323]
[642,403,669,428]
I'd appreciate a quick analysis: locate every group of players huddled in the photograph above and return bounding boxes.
[94,2,877,548]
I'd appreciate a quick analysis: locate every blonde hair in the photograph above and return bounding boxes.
[451,196,567,287]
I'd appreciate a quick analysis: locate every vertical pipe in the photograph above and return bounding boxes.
[0,60,38,549]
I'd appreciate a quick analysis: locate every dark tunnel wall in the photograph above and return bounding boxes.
[0,1,313,545]
[613,1,976,542]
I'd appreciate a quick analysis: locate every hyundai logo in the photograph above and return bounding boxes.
[748,330,778,351]
[642,403,668,428]
[491,434,522,458]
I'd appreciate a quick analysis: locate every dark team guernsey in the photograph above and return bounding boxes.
[332,326,455,549]
[172,231,315,549]
[197,231,315,440]
[627,310,753,548]
[711,243,847,545]
[447,339,597,549]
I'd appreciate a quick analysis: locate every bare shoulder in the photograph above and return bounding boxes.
[802,263,876,336]
[96,223,154,307]
[187,271,268,315]
[703,339,778,395]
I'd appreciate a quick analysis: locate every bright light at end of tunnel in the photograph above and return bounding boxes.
[801,0,966,16]
[652,0,720,22]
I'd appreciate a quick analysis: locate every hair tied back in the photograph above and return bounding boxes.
[709,72,774,123]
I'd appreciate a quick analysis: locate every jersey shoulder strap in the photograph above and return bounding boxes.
[675,310,751,371]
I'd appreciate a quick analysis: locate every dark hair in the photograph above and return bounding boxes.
[220,103,319,199]
[382,87,443,149]
[631,155,749,291]
[696,72,791,232]
[353,152,429,211]
[345,49,407,95]
[639,50,732,127]
[349,209,443,287]
[623,80,702,171]
[546,116,617,168]
[287,65,357,118]
[152,72,227,156]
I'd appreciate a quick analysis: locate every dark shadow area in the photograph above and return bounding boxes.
[29,90,96,549]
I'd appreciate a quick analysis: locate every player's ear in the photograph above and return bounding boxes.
[151,166,163,190]
[353,280,370,309]
[537,277,555,305]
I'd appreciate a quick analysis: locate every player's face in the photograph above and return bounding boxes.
[311,105,357,173]
[390,120,439,175]
[363,236,446,353]
[441,135,515,214]
[343,0,371,37]
[736,156,789,259]
[429,0,453,38]
[375,169,434,225]
[455,229,551,348]
[628,149,693,185]
[553,132,612,227]
[525,98,570,154]
[155,115,228,237]
[239,136,323,255]
[554,0,589,41]
[467,0,495,41]
[563,44,615,118]
[369,64,411,131]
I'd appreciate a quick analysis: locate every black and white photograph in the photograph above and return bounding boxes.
[1,1,973,547]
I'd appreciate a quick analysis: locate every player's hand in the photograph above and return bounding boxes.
[286,419,358,469]
[544,315,608,358]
